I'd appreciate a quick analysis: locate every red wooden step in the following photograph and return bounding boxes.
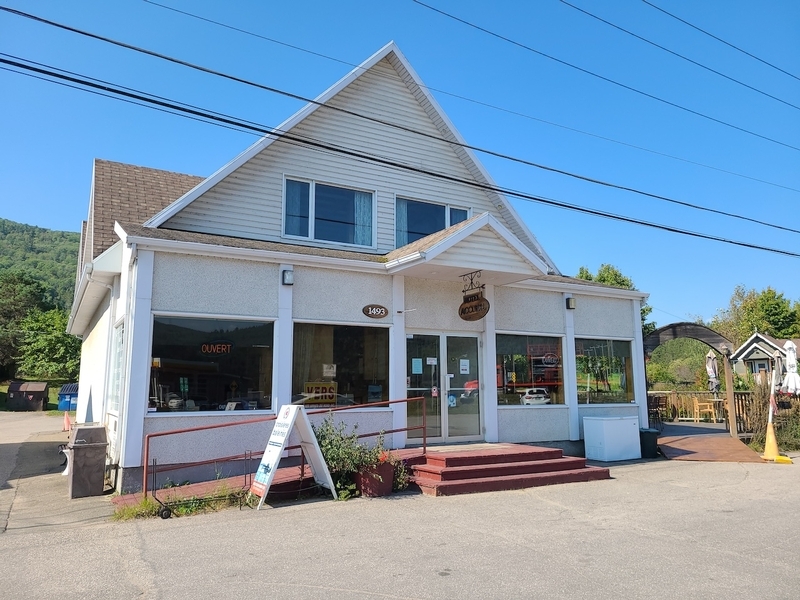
[413,466,611,497]
[424,446,563,468]
[412,456,587,482]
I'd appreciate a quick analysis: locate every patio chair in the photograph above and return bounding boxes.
[647,396,663,431]
[693,397,716,422]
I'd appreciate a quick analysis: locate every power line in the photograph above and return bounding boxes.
[1,10,797,237]
[3,54,800,260]
[642,0,800,83]
[560,0,800,111]
[409,0,800,153]
[140,0,800,194]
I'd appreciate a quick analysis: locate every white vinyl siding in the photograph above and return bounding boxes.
[163,58,521,254]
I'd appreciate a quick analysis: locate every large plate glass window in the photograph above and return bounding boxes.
[284,178,373,247]
[395,198,469,247]
[149,317,274,412]
[292,324,389,407]
[496,334,564,405]
[575,338,633,404]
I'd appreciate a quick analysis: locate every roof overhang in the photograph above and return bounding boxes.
[385,213,549,286]
[67,242,122,336]
[730,332,784,361]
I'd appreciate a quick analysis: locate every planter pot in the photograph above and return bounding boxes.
[355,462,393,497]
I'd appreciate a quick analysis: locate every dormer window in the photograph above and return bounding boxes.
[284,178,374,247]
[395,197,469,247]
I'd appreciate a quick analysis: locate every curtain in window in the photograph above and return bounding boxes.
[396,198,408,247]
[292,324,316,395]
[285,180,309,237]
[353,191,372,246]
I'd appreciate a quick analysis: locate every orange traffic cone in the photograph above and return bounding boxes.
[62,411,72,432]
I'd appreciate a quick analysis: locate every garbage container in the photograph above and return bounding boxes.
[67,425,108,499]
[639,428,659,459]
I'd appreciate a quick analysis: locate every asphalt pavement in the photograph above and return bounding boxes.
[1,411,799,599]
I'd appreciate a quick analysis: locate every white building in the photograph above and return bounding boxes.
[68,42,649,493]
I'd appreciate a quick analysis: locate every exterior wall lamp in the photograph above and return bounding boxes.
[565,297,576,310]
[281,269,294,285]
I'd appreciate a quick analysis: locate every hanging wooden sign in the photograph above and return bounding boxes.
[459,291,490,321]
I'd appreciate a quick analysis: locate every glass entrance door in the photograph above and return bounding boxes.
[406,333,481,442]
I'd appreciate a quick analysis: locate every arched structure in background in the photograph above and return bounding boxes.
[643,322,732,357]
[643,322,737,437]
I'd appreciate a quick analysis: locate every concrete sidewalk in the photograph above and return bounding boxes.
[0,412,114,533]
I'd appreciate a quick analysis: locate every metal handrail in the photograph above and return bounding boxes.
[142,396,427,496]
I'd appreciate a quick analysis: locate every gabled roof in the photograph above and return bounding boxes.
[142,41,559,273]
[384,212,549,286]
[731,331,800,361]
[84,159,202,267]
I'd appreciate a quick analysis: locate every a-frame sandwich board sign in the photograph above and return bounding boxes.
[250,404,337,509]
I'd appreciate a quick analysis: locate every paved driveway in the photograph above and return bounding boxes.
[2,412,799,599]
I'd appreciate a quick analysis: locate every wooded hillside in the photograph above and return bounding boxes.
[0,218,80,309]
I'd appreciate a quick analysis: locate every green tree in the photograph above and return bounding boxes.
[710,285,800,346]
[576,264,655,337]
[0,270,54,378]
[15,308,81,381]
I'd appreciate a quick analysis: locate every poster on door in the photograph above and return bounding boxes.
[460,359,470,375]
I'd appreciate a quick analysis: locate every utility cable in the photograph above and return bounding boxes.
[3,54,800,259]
[560,0,800,111]
[140,0,800,194]
[642,0,800,83]
[410,0,800,153]
[0,9,797,235]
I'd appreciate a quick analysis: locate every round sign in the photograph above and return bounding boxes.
[362,304,388,319]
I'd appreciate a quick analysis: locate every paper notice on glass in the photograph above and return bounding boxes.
[460,359,470,374]
[426,357,438,366]
[322,363,336,378]
[411,358,423,374]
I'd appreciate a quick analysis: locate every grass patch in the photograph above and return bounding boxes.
[113,484,247,521]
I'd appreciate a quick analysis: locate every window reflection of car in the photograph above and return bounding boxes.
[520,388,550,405]
[291,393,355,406]
[458,380,480,404]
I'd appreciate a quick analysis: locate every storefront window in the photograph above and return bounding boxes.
[496,334,564,405]
[149,317,274,412]
[292,323,389,406]
[575,338,633,404]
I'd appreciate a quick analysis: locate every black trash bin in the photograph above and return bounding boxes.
[67,425,108,498]
[639,428,659,459]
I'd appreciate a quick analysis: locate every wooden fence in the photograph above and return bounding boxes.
[647,390,754,436]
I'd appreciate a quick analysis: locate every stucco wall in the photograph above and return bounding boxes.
[292,267,392,323]
[76,294,111,425]
[404,277,483,332]
[151,254,279,317]
[142,409,395,466]
[497,406,570,442]
[495,287,564,334]
[572,295,635,338]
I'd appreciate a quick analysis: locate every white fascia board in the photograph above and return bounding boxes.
[389,49,559,274]
[67,264,92,336]
[144,42,403,229]
[384,252,426,270]
[387,213,549,275]
[506,278,649,301]
[118,232,387,275]
[92,241,123,274]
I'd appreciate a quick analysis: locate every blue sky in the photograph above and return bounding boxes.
[1,0,798,326]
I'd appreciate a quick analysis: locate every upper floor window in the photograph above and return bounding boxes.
[285,178,373,247]
[395,197,469,247]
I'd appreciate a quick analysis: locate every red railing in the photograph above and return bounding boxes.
[142,396,427,496]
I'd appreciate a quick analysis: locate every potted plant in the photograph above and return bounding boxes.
[312,416,408,499]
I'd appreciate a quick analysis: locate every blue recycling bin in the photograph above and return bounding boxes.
[58,383,79,411]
